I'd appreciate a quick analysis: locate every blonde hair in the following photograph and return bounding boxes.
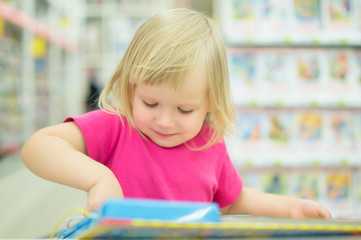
[99,8,236,149]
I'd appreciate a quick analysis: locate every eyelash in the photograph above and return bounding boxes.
[142,101,193,114]
[143,101,157,108]
[178,108,193,114]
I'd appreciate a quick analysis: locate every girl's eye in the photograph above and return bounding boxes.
[143,101,158,108]
[178,107,193,114]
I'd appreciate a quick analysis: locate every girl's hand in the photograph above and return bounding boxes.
[221,187,331,219]
[86,175,124,211]
[289,199,331,219]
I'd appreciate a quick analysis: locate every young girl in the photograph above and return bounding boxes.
[21,8,331,219]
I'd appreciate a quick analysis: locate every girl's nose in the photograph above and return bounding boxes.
[156,109,175,128]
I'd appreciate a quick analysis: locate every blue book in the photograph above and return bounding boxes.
[58,198,220,239]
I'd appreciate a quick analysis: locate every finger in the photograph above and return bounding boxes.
[289,207,306,218]
[290,201,324,219]
[318,207,332,219]
[303,202,332,219]
[304,203,324,218]
[86,200,99,212]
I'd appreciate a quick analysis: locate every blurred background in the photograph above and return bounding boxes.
[0,0,360,238]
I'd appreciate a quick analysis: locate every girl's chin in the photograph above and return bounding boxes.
[151,137,182,148]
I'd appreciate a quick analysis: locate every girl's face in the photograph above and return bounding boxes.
[132,70,210,148]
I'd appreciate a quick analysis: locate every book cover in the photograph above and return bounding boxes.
[229,49,257,87]
[324,0,354,30]
[296,49,322,84]
[262,171,289,195]
[327,110,356,152]
[329,50,350,84]
[292,0,320,32]
[260,49,294,87]
[237,111,263,143]
[221,0,258,41]
[259,0,290,33]
[236,110,266,153]
[228,48,259,104]
[295,111,323,151]
[327,50,352,103]
[325,170,353,217]
[291,171,320,200]
[71,216,361,239]
[265,111,294,152]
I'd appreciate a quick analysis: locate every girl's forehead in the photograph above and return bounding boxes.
[136,62,209,91]
[136,69,208,98]
[135,80,208,108]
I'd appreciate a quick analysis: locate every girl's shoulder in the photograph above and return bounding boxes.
[65,109,131,131]
[79,109,128,123]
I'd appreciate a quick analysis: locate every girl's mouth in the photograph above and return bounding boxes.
[154,131,176,138]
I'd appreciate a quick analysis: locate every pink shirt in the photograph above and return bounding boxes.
[64,110,242,208]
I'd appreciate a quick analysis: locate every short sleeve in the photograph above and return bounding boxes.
[63,110,122,165]
[213,145,243,208]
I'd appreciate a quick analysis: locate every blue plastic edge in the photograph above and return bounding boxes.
[59,198,220,238]
[102,198,220,222]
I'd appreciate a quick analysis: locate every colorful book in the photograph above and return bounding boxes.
[259,0,290,32]
[292,0,320,31]
[58,198,361,239]
[296,111,323,149]
[324,0,354,30]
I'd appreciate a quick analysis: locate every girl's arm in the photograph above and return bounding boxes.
[220,187,331,219]
[21,122,123,211]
